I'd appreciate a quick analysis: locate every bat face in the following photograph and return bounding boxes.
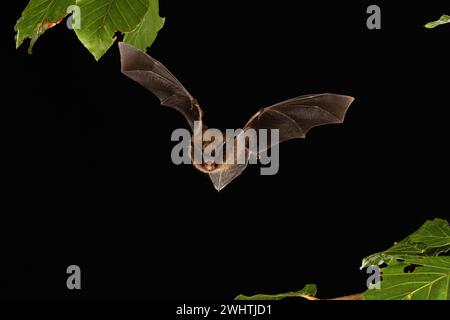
[192,161,228,174]
[189,133,238,174]
[119,43,354,191]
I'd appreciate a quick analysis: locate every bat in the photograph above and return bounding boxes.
[119,42,354,191]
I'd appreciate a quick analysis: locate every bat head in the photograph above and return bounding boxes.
[189,137,249,191]
[189,138,231,174]
[192,158,228,174]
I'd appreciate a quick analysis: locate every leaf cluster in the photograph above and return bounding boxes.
[15,0,165,60]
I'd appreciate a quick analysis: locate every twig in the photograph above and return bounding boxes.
[301,293,363,300]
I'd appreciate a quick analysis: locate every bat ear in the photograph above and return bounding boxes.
[118,42,153,72]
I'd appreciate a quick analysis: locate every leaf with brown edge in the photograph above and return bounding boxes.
[15,0,75,53]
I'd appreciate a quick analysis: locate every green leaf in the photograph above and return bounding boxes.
[74,0,150,60]
[363,257,450,300]
[361,238,425,268]
[410,218,450,254]
[235,284,317,300]
[425,15,450,29]
[361,219,450,269]
[15,0,75,53]
[124,0,165,51]
[16,0,164,60]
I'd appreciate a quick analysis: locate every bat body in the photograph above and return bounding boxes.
[119,43,354,191]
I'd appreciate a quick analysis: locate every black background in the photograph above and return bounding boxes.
[2,1,450,300]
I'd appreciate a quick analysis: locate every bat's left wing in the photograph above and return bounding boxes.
[208,93,354,191]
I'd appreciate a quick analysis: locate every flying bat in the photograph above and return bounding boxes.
[119,43,354,191]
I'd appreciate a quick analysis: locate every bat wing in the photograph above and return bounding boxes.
[244,93,355,153]
[208,135,250,191]
[209,163,248,192]
[119,42,203,132]
[208,93,354,191]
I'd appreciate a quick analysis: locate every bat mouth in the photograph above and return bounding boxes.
[192,161,228,174]
[202,161,217,172]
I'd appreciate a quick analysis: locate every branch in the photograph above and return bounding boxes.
[302,293,363,300]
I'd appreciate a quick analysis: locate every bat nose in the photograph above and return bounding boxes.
[203,161,216,171]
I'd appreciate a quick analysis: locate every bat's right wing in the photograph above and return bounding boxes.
[244,93,355,154]
[208,93,354,191]
[119,42,203,132]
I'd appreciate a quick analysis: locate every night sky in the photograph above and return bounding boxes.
[2,1,450,300]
